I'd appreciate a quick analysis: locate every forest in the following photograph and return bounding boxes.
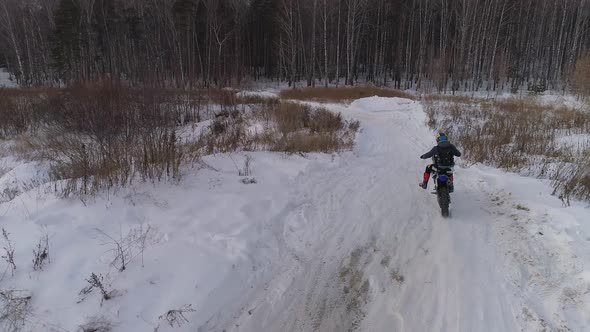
[1,0,589,91]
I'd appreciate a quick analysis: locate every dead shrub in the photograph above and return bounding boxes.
[77,316,115,332]
[0,186,20,203]
[3,85,360,196]
[279,86,414,102]
[33,83,194,196]
[202,111,247,154]
[1,229,16,277]
[0,84,211,196]
[238,155,252,176]
[0,88,57,138]
[236,94,280,105]
[95,225,157,272]
[422,94,475,104]
[276,132,338,153]
[0,289,32,332]
[32,232,50,271]
[309,109,344,133]
[155,304,195,330]
[266,102,311,135]
[163,90,203,124]
[552,157,590,204]
[254,102,359,153]
[197,100,359,154]
[10,133,41,161]
[202,88,237,107]
[95,224,158,272]
[84,273,114,304]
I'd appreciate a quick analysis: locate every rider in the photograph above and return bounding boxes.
[419,132,461,192]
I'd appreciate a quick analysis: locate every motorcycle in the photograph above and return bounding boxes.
[430,166,453,217]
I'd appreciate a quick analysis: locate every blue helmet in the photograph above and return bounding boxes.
[436,132,448,143]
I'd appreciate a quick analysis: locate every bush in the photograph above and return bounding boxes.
[253,102,359,153]
[198,100,359,154]
[156,304,195,329]
[0,88,56,138]
[7,83,200,196]
[1,85,360,197]
[202,110,247,154]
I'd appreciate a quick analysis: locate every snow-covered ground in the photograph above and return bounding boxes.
[0,68,16,87]
[0,95,589,331]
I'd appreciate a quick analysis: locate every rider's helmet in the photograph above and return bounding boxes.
[436,132,448,143]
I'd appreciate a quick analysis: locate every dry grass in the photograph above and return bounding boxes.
[198,101,359,154]
[280,86,414,102]
[201,110,247,154]
[552,158,590,204]
[1,85,360,197]
[572,52,590,97]
[236,94,280,105]
[0,83,203,196]
[49,85,190,196]
[424,96,590,202]
[0,88,57,138]
[423,94,476,104]
[181,88,278,106]
[253,102,360,153]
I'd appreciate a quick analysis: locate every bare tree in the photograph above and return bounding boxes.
[0,0,588,90]
[1,229,16,277]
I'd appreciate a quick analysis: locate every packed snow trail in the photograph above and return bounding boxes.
[217,98,519,332]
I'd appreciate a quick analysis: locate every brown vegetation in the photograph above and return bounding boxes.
[202,101,359,154]
[0,86,359,197]
[572,53,590,98]
[425,97,590,202]
[422,94,478,104]
[0,84,205,196]
[257,102,359,153]
[279,87,414,102]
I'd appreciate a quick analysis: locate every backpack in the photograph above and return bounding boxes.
[436,146,454,167]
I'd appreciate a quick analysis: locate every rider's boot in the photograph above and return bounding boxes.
[419,172,430,189]
[449,174,454,193]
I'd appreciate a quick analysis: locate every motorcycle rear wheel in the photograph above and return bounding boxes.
[437,185,450,218]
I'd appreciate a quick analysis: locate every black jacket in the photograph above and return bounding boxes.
[420,141,462,165]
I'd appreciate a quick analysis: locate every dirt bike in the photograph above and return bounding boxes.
[430,166,453,218]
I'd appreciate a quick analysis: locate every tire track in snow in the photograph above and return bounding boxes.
[225,97,521,332]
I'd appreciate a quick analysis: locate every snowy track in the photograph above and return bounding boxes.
[225,98,516,332]
[1,97,588,332]
[223,98,589,332]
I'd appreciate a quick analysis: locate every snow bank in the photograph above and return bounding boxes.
[236,90,279,99]
[555,132,590,151]
[350,96,415,112]
[0,151,323,331]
